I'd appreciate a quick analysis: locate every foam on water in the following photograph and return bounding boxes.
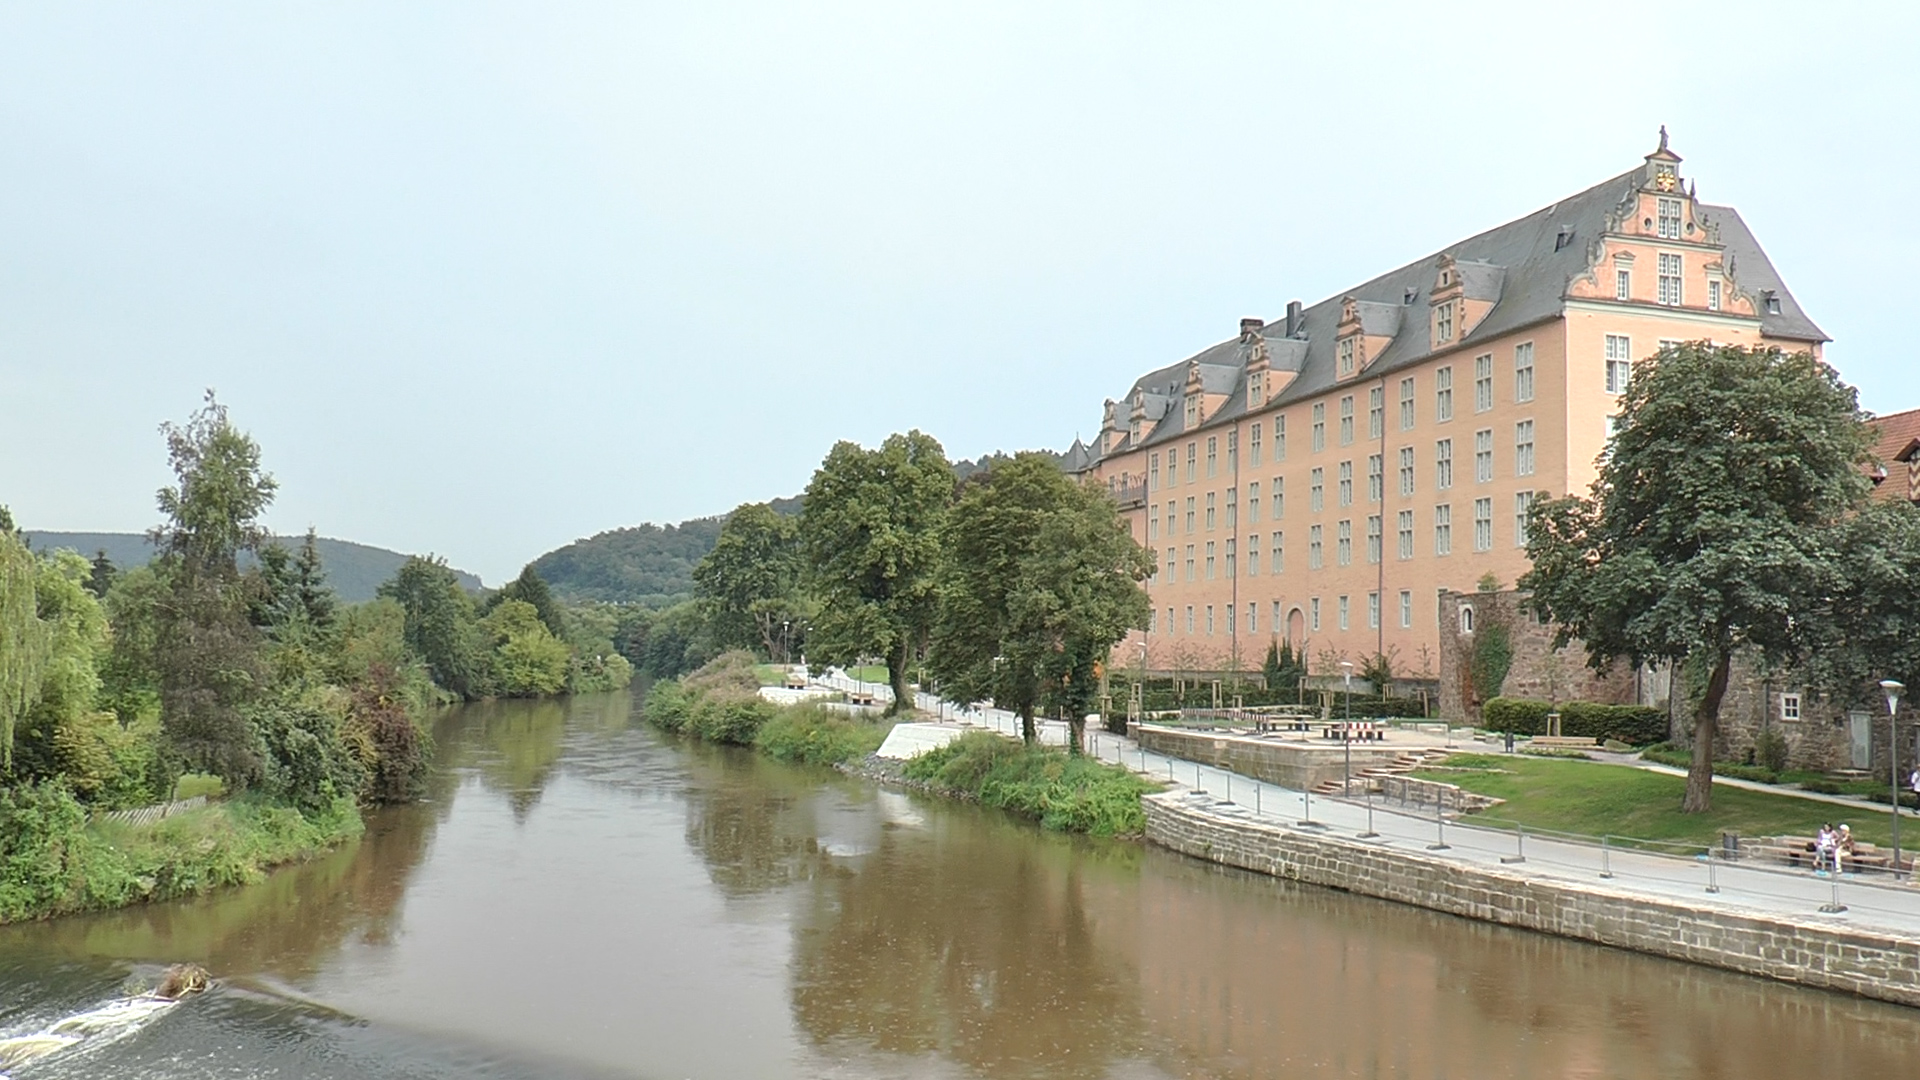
[0,994,181,1074]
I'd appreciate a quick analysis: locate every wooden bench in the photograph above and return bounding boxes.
[1322,721,1384,742]
[1751,834,1903,874]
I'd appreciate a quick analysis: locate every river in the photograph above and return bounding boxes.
[3,688,1918,1078]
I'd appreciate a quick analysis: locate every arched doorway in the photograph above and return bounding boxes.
[1286,606,1306,650]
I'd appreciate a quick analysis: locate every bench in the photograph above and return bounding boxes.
[1529,735,1600,750]
[1256,717,1314,733]
[1322,721,1384,742]
[1751,835,1904,874]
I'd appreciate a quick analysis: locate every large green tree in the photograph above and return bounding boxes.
[928,455,1153,748]
[150,392,278,786]
[799,431,953,714]
[486,563,566,639]
[1521,344,1871,812]
[693,502,811,662]
[379,556,489,698]
[0,518,51,769]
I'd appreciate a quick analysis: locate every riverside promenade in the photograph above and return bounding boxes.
[817,670,1920,1005]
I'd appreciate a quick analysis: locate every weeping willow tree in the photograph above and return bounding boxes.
[0,516,52,768]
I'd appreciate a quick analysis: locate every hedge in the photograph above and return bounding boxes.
[1480,697,1668,746]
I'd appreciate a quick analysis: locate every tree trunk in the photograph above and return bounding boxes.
[1682,649,1732,813]
[1068,713,1085,756]
[1020,706,1036,746]
[885,642,913,717]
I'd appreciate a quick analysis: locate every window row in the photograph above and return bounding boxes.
[1147,588,1426,635]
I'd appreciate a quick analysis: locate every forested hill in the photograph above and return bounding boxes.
[531,495,801,606]
[22,531,482,602]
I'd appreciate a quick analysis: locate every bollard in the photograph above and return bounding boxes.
[1501,824,1527,864]
[1819,873,1847,913]
[1226,772,1233,804]
[1428,798,1450,850]
[1601,836,1614,879]
[1299,787,1317,827]
[1256,783,1262,816]
[1358,795,1378,839]
[1706,855,1720,894]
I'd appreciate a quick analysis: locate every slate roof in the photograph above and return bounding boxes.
[1868,407,1920,502]
[1101,166,1827,454]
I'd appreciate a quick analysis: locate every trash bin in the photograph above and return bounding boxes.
[1503,730,1516,754]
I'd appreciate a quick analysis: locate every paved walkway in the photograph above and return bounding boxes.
[809,671,1920,941]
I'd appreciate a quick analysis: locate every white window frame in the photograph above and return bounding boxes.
[1336,519,1352,566]
[1658,197,1682,240]
[1514,491,1534,547]
[1514,420,1535,477]
[1311,403,1325,452]
[1474,353,1494,413]
[1397,509,1414,560]
[1605,335,1632,394]
[1399,377,1416,430]
[1368,591,1380,630]
[1514,342,1534,404]
[1398,446,1415,497]
[1658,252,1683,306]
[1367,453,1383,503]
[1366,514,1381,565]
[1339,395,1354,446]
[1399,589,1412,629]
[1310,468,1324,512]
[1616,268,1631,301]
[1436,301,1455,343]
[1434,504,1452,556]
[1368,386,1384,439]
[1435,438,1454,490]
[1474,429,1494,484]
[1308,524,1323,570]
[1338,336,1355,376]
[1473,497,1493,552]
[1435,366,1454,422]
[1780,692,1802,722]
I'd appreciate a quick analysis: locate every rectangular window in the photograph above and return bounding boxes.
[1398,446,1415,496]
[1274,414,1287,461]
[1399,590,1412,629]
[1165,548,1175,581]
[1435,438,1454,490]
[1185,442,1196,482]
[1225,603,1234,631]
[1270,531,1283,574]
[1708,279,1722,311]
[1337,520,1352,566]
[1311,403,1326,452]
[1205,492,1216,531]
[1514,491,1534,547]
[1337,461,1353,507]
[1205,541,1215,580]
[1368,592,1380,630]
[1165,502,1176,537]
[1368,387,1384,439]
[1225,487,1237,530]
[1206,437,1218,478]
[1271,600,1282,631]
[1148,608,1156,634]
[1435,504,1452,556]
[1781,692,1802,722]
[1247,603,1257,634]
[1474,353,1493,412]
[1226,430,1236,473]
[1338,594,1350,631]
[1616,268,1631,300]
[1515,420,1535,477]
[1249,372,1264,408]
[1605,335,1632,393]
[1185,395,1199,428]
[1474,497,1493,552]
[1247,481,1260,524]
[1310,598,1321,632]
[1149,453,1160,491]
[1658,252,1683,306]
[1165,608,1173,636]
[1308,525,1323,569]
[1399,377,1416,430]
[1249,421,1263,466]
[1514,342,1534,403]
[1474,429,1493,483]
[1338,336,1355,376]
[1367,454,1383,502]
[1225,538,1236,579]
[1397,509,1414,560]
[1310,468,1324,512]
[1435,366,1454,422]
[1185,606,1194,634]
[1339,395,1354,445]
[1148,506,1158,543]
[1184,544,1195,581]
[1273,477,1284,519]
[1185,497,1195,533]
[1436,301,1455,343]
[1366,514,1381,565]
[1658,197,1682,240]
[1247,533,1260,577]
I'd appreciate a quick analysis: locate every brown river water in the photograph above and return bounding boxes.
[3,687,1918,1078]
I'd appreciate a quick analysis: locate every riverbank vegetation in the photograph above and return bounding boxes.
[1414,753,1896,849]
[647,651,893,766]
[902,732,1155,837]
[0,393,627,923]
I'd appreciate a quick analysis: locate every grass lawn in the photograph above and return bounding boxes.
[1413,753,1900,851]
[844,664,890,685]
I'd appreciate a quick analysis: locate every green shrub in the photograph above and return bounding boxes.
[1754,728,1790,774]
[686,693,775,745]
[1481,698,1667,746]
[903,731,1156,837]
[172,773,225,800]
[644,680,693,732]
[1801,779,1844,795]
[756,706,893,766]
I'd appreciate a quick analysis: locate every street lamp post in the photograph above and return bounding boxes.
[1883,679,1906,878]
[1341,661,1355,798]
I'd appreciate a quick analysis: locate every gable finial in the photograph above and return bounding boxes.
[1658,124,1669,152]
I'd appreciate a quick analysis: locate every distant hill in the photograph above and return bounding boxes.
[532,495,801,607]
[22,532,483,603]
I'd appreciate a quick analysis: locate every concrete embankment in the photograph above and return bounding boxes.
[1144,790,1920,1008]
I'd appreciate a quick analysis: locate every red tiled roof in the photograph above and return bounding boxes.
[1867,407,1920,502]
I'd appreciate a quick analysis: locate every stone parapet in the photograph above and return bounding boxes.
[1143,791,1920,1008]
[1134,724,1402,792]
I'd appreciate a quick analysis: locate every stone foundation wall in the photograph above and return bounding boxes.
[1374,775,1502,812]
[1134,725,1402,791]
[1436,590,1638,721]
[1144,791,1920,1008]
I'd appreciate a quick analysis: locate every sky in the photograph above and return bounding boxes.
[2,2,1915,585]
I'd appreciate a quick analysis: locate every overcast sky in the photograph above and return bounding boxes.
[2,2,1914,585]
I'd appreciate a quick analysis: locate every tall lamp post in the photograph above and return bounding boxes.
[1883,679,1906,878]
[1341,660,1355,798]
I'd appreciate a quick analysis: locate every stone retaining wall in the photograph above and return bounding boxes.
[1374,775,1502,813]
[1144,791,1920,1007]
[1135,724,1401,792]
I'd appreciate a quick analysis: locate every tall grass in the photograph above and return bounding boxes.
[903,731,1156,837]
[755,705,894,766]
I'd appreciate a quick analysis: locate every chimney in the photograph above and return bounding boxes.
[1239,317,1264,340]
[1284,300,1304,338]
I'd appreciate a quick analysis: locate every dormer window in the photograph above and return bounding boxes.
[1436,302,1455,344]
[1763,290,1782,315]
[1439,269,1452,288]
[1337,337,1355,377]
[1249,372,1265,408]
[1185,394,1200,427]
